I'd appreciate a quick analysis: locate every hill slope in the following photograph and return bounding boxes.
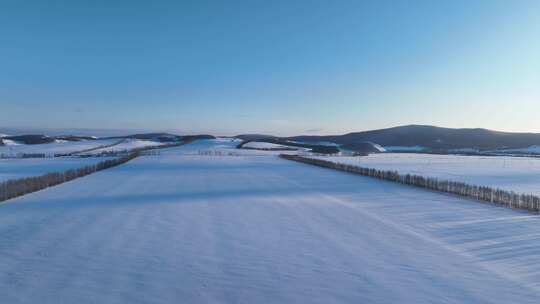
[286,125,540,151]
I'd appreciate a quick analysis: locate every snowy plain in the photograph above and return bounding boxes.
[241,141,298,150]
[382,145,426,152]
[499,145,540,154]
[311,153,540,196]
[80,138,164,155]
[0,157,115,182]
[0,140,539,303]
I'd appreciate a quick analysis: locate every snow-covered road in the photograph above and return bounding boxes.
[1,140,539,303]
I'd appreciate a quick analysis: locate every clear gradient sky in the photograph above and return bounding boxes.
[1,0,539,136]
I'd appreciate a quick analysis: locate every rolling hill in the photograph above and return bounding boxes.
[284,125,540,152]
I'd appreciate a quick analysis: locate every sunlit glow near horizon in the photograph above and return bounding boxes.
[1,0,539,135]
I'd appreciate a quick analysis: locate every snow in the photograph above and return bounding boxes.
[311,153,540,195]
[449,148,479,153]
[0,138,165,157]
[288,140,338,146]
[1,139,21,146]
[171,138,298,157]
[383,145,426,152]
[0,140,539,303]
[0,157,115,182]
[0,139,121,156]
[81,139,163,154]
[498,145,540,154]
[372,143,386,152]
[242,141,298,150]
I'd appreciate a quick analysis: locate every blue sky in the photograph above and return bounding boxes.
[1,0,539,135]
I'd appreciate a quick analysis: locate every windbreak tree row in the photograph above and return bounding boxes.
[0,153,139,203]
[280,154,540,213]
[76,141,189,157]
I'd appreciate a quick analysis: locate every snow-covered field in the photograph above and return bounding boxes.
[499,145,540,154]
[0,140,539,303]
[1,139,22,146]
[79,139,164,155]
[0,138,166,157]
[311,153,540,196]
[173,138,297,156]
[383,145,426,152]
[0,157,115,182]
[242,141,297,150]
[0,139,121,156]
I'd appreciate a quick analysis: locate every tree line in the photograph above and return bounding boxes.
[280,154,540,213]
[0,140,193,202]
[0,153,139,203]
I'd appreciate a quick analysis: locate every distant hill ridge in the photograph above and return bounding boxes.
[285,125,540,151]
[236,125,540,152]
[0,132,217,145]
[3,125,540,152]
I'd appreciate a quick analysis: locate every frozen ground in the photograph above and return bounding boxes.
[312,153,540,196]
[0,139,121,156]
[0,157,115,182]
[0,140,539,303]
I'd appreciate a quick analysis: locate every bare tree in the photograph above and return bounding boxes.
[280,154,540,213]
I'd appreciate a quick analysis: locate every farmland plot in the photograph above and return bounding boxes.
[0,157,115,182]
[0,139,121,156]
[0,140,539,303]
[80,139,165,155]
[311,153,540,195]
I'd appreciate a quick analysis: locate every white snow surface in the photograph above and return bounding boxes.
[383,145,426,152]
[0,157,115,182]
[311,153,540,195]
[372,143,386,152]
[1,139,22,146]
[242,141,298,150]
[0,140,540,303]
[174,138,298,156]
[449,148,479,153]
[0,139,121,156]
[83,138,163,154]
[498,145,540,154]
[288,140,339,147]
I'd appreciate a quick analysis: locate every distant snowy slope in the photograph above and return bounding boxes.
[242,141,298,150]
[286,125,540,151]
[383,145,426,152]
[372,143,386,152]
[173,138,300,156]
[0,139,121,156]
[498,145,540,154]
[81,139,163,154]
[1,139,22,146]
